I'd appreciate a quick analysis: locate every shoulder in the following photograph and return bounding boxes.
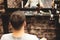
[2,33,12,37]
[25,33,36,37]
[24,33,39,40]
[1,33,12,40]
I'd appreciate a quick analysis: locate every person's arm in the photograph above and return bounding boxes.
[40,0,44,8]
[24,0,29,7]
[51,0,54,7]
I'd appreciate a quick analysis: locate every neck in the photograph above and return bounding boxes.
[12,26,25,38]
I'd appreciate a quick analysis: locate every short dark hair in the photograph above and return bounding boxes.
[10,10,26,30]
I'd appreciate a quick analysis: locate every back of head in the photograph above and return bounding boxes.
[10,10,26,30]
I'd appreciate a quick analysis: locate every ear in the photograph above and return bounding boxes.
[23,21,26,27]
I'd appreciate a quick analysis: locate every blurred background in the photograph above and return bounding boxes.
[0,0,60,40]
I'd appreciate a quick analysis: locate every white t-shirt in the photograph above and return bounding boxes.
[41,0,53,8]
[25,0,43,8]
[25,0,53,8]
[1,33,39,40]
[40,37,47,40]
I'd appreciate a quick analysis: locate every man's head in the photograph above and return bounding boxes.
[10,10,26,30]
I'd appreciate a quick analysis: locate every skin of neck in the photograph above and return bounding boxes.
[12,26,25,38]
